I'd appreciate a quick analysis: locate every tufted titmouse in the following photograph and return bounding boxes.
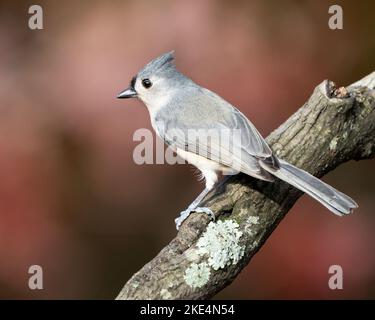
[117,52,358,229]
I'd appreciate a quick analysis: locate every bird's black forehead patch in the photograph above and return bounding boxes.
[130,76,137,89]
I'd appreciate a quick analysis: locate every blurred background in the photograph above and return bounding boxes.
[0,0,374,299]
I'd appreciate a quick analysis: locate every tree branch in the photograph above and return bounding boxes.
[116,72,375,300]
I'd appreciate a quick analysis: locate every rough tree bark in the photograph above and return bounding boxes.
[116,72,375,300]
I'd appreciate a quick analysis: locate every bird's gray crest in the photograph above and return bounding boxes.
[138,51,175,79]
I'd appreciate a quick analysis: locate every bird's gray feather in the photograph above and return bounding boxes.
[153,85,274,180]
[138,51,176,80]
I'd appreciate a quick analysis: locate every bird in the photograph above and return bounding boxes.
[117,51,358,230]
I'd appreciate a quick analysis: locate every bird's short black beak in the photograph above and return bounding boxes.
[117,87,137,99]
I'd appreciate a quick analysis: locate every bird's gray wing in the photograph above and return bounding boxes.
[153,87,274,180]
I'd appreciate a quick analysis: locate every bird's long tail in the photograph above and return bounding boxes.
[260,159,358,215]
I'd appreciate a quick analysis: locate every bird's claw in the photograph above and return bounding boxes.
[194,207,215,220]
[175,207,215,230]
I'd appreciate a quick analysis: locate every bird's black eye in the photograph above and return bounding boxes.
[142,78,152,89]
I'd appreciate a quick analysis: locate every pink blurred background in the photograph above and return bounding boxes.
[0,0,374,299]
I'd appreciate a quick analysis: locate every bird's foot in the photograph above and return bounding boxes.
[175,207,215,230]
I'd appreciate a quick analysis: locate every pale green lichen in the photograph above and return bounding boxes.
[246,216,259,225]
[196,220,245,270]
[329,137,338,151]
[184,262,211,288]
[132,282,139,289]
[160,288,172,299]
[245,216,260,235]
[249,239,260,250]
